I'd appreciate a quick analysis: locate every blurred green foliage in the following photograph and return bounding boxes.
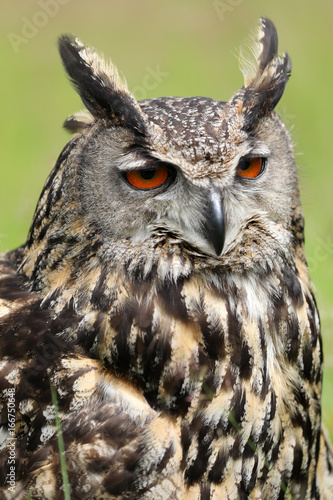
[1,0,332,437]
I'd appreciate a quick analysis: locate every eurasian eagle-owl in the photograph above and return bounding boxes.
[0,17,332,500]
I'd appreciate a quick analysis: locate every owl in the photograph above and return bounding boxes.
[0,17,332,500]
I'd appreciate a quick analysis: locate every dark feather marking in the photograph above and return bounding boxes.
[270,439,281,466]
[302,343,313,380]
[241,453,258,493]
[41,237,83,277]
[208,448,228,483]
[286,314,300,362]
[200,483,211,500]
[282,265,304,307]
[259,450,270,482]
[227,300,252,380]
[230,428,243,460]
[105,470,134,495]
[290,442,305,480]
[180,422,191,472]
[156,443,175,473]
[230,388,247,429]
[199,304,226,361]
[277,472,290,500]
[290,410,314,456]
[310,476,320,500]
[110,317,134,372]
[270,389,277,420]
[271,287,285,311]
[186,431,211,484]
[76,312,106,353]
[90,264,111,312]
[143,339,173,408]
[238,487,252,500]
[161,369,188,410]
[239,342,252,379]
[157,280,189,321]
[258,319,270,399]
[293,385,310,413]
[305,293,319,347]
[314,427,321,465]
[130,261,158,284]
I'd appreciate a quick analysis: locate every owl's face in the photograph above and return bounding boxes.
[25,20,298,284]
[76,96,297,264]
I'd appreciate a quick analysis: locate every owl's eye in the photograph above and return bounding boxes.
[125,166,169,189]
[236,157,266,179]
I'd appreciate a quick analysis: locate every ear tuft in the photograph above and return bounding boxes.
[58,35,146,135]
[237,18,291,124]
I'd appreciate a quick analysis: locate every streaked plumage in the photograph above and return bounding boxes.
[0,18,332,499]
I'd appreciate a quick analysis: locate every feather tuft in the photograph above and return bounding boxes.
[63,110,94,132]
[239,18,287,89]
[58,34,146,134]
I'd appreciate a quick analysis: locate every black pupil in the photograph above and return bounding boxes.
[139,168,156,180]
[239,158,251,170]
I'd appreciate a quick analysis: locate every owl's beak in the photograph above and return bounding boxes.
[202,187,225,256]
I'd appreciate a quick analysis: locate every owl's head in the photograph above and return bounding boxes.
[24,18,301,286]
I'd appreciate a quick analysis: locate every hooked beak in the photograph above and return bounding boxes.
[202,187,225,256]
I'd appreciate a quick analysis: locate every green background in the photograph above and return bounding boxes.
[1,1,332,438]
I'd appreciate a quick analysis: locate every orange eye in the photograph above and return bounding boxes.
[125,166,169,189]
[236,157,265,179]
